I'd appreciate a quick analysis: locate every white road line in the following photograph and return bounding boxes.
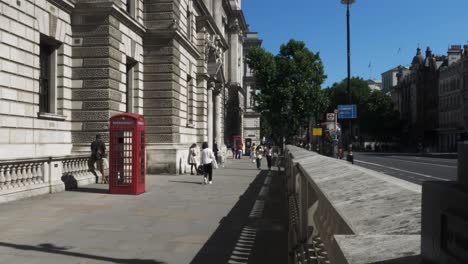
[377,156,457,168]
[354,160,450,181]
[389,155,457,164]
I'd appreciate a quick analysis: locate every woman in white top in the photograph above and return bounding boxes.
[255,145,264,170]
[201,142,216,184]
[188,143,199,175]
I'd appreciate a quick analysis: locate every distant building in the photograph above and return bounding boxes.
[437,45,466,152]
[243,31,262,149]
[395,47,444,150]
[367,80,382,91]
[382,66,409,94]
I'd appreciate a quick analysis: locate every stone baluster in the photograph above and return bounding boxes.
[34,162,44,183]
[75,159,82,178]
[63,160,69,177]
[4,165,12,189]
[72,159,79,178]
[78,158,85,177]
[10,164,19,187]
[30,162,38,184]
[17,163,26,186]
[24,163,33,186]
[0,165,6,190]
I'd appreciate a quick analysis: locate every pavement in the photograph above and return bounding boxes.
[353,152,457,185]
[0,158,287,264]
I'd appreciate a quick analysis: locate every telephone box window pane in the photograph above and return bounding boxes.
[115,130,133,186]
[140,130,145,184]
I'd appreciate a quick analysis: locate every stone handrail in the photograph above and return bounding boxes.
[0,154,96,204]
[285,145,421,264]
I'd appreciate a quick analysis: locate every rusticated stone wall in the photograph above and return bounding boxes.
[71,1,144,151]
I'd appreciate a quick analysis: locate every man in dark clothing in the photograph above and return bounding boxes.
[213,140,219,162]
[89,134,106,183]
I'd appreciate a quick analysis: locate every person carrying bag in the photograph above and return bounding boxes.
[201,142,216,185]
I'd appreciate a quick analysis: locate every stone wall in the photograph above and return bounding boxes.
[0,0,74,159]
[285,145,421,264]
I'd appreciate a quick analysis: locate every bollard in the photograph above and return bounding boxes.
[458,141,468,188]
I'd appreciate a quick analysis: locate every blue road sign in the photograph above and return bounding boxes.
[338,104,357,119]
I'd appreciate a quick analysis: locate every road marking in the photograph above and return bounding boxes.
[381,156,457,168]
[354,160,450,181]
[392,156,457,163]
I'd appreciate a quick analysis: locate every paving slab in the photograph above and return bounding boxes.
[0,158,287,264]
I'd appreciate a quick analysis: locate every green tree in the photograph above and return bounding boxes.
[324,77,400,139]
[247,39,328,144]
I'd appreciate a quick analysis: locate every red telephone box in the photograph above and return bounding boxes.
[109,113,145,195]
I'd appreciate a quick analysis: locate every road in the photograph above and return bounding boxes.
[352,153,457,185]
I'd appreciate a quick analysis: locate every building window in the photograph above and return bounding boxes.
[187,74,194,126]
[39,35,61,115]
[187,5,192,41]
[126,58,137,113]
[126,0,135,17]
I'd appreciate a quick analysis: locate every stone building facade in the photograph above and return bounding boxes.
[242,31,261,149]
[389,45,468,152]
[394,47,443,150]
[0,0,253,201]
[437,45,468,152]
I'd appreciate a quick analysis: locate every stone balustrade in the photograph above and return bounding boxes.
[284,145,422,264]
[0,154,97,204]
[0,160,46,190]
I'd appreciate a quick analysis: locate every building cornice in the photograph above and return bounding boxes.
[196,16,229,50]
[74,2,146,35]
[49,0,75,13]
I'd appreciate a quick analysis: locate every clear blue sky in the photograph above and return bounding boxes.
[243,0,468,88]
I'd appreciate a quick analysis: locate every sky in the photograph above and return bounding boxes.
[242,0,468,88]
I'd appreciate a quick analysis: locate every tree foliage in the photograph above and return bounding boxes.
[324,77,401,139]
[247,39,328,144]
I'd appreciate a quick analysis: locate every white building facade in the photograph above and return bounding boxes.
[0,0,252,201]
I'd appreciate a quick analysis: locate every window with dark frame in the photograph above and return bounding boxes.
[187,4,192,41]
[126,58,137,113]
[126,0,132,14]
[39,43,52,113]
[187,75,193,125]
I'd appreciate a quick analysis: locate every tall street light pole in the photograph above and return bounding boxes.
[341,0,355,149]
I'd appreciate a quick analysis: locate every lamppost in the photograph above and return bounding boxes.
[341,0,355,162]
[341,0,355,149]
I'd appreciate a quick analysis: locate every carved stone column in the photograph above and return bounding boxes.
[214,84,222,146]
[207,82,215,149]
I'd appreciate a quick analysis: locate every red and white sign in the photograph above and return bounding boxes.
[327,113,335,121]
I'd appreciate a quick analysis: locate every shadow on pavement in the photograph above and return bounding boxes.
[190,170,268,264]
[0,242,166,264]
[370,255,421,264]
[169,180,203,185]
[69,187,109,194]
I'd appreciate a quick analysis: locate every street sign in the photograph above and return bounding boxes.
[313,128,322,136]
[326,113,335,121]
[338,104,357,119]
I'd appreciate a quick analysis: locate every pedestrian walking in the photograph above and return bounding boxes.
[236,143,243,159]
[201,142,216,184]
[255,145,264,170]
[265,144,273,171]
[250,143,256,160]
[188,143,199,175]
[89,134,106,183]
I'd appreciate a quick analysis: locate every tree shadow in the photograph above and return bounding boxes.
[190,170,268,264]
[0,242,166,264]
[169,180,203,185]
[370,255,422,264]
